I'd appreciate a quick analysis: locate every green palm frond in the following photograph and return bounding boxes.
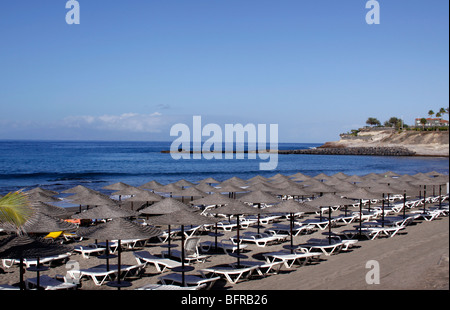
[0,191,35,232]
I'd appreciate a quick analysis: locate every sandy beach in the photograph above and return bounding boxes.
[1,202,448,292]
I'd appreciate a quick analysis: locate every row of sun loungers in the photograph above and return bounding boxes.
[2,194,447,290]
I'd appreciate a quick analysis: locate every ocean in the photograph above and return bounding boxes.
[0,140,448,196]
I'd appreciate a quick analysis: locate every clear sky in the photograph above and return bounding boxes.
[0,0,448,143]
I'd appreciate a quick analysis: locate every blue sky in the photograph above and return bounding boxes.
[0,0,448,143]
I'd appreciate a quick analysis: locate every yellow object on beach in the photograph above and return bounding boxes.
[44,231,63,239]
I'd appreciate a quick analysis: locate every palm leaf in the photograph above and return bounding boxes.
[0,191,35,233]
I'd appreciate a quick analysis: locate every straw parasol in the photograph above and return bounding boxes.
[212,201,263,266]
[157,183,184,197]
[197,177,220,185]
[220,176,247,187]
[302,181,337,196]
[71,204,138,220]
[306,194,356,244]
[139,198,193,255]
[25,187,59,197]
[0,235,73,290]
[189,192,236,252]
[139,180,163,191]
[194,182,218,194]
[345,174,366,184]
[189,192,235,207]
[76,218,161,288]
[0,211,77,235]
[24,191,61,204]
[213,183,248,199]
[102,182,133,191]
[138,197,193,216]
[340,188,383,238]
[147,209,219,286]
[176,187,207,202]
[238,190,281,233]
[268,183,310,199]
[173,179,196,188]
[123,190,163,210]
[67,190,119,208]
[332,172,350,180]
[266,200,320,253]
[30,201,69,218]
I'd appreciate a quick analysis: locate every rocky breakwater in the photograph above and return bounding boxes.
[279,146,416,156]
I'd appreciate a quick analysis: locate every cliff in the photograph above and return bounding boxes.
[320,128,449,157]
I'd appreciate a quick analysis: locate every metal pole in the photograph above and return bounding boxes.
[181,225,185,287]
[237,215,241,267]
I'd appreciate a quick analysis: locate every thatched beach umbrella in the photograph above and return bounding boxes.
[238,190,281,233]
[103,182,133,191]
[189,192,236,252]
[364,183,398,226]
[306,194,356,244]
[67,191,119,208]
[25,187,59,197]
[266,200,320,253]
[213,201,262,267]
[30,201,69,218]
[139,180,163,191]
[410,177,448,213]
[147,209,219,286]
[0,211,77,235]
[72,204,138,271]
[71,204,138,220]
[194,182,218,194]
[177,187,207,202]
[124,190,163,210]
[157,183,183,198]
[76,218,161,289]
[190,192,235,207]
[340,188,383,238]
[25,191,61,204]
[139,198,193,256]
[0,235,73,290]
[173,179,196,188]
[214,183,248,199]
[345,175,365,184]
[302,182,337,197]
[197,177,220,185]
[221,176,247,187]
[138,197,192,215]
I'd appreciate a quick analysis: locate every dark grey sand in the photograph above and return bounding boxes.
[1,206,448,291]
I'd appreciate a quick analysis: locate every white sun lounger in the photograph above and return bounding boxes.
[298,239,345,256]
[25,275,78,290]
[262,251,321,268]
[200,265,259,284]
[200,240,249,254]
[232,232,280,247]
[295,218,330,231]
[2,252,72,268]
[67,265,118,286]
[73,244,106,259]
[161,249,210,264]
[229,260,284,276]
[159,273,221,289]
[133,251,182,273]
[136,284,205,290]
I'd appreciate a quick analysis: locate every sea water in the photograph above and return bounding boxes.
[0,140,448,196]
